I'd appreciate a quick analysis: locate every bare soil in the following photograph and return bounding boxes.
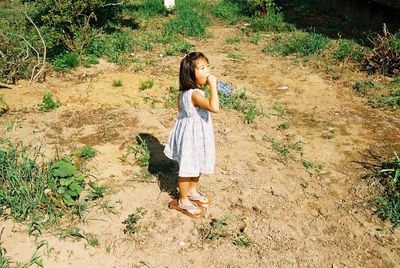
[1,25,400,267]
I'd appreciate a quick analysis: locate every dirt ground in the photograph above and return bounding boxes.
[1,25,400,267]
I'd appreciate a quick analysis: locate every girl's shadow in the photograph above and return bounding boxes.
[136,133,178,197]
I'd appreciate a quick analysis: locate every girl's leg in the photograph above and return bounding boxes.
[177,176,201,214]
[188,175,200,196]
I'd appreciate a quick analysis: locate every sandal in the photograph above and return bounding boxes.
[169,199,205,218]
[187,192,212,207]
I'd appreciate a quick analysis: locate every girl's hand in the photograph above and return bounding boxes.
[206,74,217,89]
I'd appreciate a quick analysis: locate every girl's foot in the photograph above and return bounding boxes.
[169,199,204,218]
[187,192,212,207]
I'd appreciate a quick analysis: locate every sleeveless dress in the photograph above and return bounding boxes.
[164,89,215,177]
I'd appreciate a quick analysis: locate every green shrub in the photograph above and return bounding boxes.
[52,53,79,71]
[112,80,123,87]
[39,92,60,112]
[352,80,377,95]
[123,207,145,234]
[165,39,193,56]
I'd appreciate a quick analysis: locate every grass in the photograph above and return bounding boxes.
[264,31,329,57]
[39,92,60,112]
[139,79,154,91]
[302,160,322,171]
[112,80,123,87]
[219,88,259,123]
[370,153,400,227]
[278,122,291,130]
[164,87,179,108]
[211,0,243,25]
[263,136,304,163]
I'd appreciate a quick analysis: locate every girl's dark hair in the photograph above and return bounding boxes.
[179,51,209,91]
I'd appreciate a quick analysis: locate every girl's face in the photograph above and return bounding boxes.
[194,58,210,87]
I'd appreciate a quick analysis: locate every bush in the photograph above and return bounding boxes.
[52,53,79,71]
[39,92,60,112]
[212,1,243,25]
[332,39,365,62]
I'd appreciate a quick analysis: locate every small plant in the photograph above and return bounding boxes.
[79,145,97,160]
[139,79,154,91]
[60,228,99,247]
[273,102,292,116]
[87,181,107,200]
[233,232,251,247]
[322,127,336,139]
[39,92,60,112]
[278,122,291,130]
[165,39,193,56]
[227,53,241,60]
[302,160,322,171]
[123,207,145,235]
[226,36,240,44]
[244,104,257,124]
[332,39,364,62]
[112,80,123,87]
[135,136,151,167]
[51,160,84,206]
[264,136,303,163]
[201,218,228,240]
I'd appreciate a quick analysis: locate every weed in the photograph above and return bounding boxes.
[165,39,193,56]
[233,232,251,247]
[164,87,179,108]
[273,102,292,116]
[59,228,99,246]
[135,136,150,167]
[278,122,291,130]
[51,160,84,206]
[211,0,242,25]
[264,31,329,57]
[322,127,336,139]
[79,145,97,160]
[39,92,60,112]
[264,136,303,162]
[352,80,377,95]
[370,153,400,227]
[74,201,89,219]
[226,36,240,44]
[227,53,241,60]
[332,39,365,62]
[87,181,107,200]
[123,207,145,235]
[249,4,293,32]
[52,53,79,71]
[112,80,123,87]
[201,218,228,240]
[302,160,322,171]
[244,104,257,124]
[139,79,154,91]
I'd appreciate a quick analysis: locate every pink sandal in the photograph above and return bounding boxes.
[187,192,212,207]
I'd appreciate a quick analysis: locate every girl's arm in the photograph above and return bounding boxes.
[192,75,220,113]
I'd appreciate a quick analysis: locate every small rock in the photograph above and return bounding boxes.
[179,241,185,246]
[44,188,52,197]
[277,85,289,90]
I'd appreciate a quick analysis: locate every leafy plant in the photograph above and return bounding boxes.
[332,39,365,62]
[0,96,9,116]
[39,92,60,112]
[278,122,291,130]
[233,232,251,247]
[135,136,150,167]
[122,207,145,235]
[51,160,84,206]
[201,218,228,240]
[352,80,377,95]
[263,136,303,163]
[87,181,107,200]
[244,104,257,124]
[212,1,243,25]
[302,160,322,171]
[164,87,180,108]
[52,53,79,71]
[79,145,97,160]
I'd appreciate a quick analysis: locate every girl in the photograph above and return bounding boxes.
[164,52,219,218]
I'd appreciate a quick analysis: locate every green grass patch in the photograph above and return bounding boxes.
[79,145,97,160]
[332,39,365,62]
[219,88,259,124]
[164,87,180,108]
[277,122,291,130]
[139,79,154,91]
[52,53,80,71]
[263,135,304,163]
[211,0,243,25]
[264,31,329,57]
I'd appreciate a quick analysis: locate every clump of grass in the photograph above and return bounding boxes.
[264,31,329,57]
[79,145,97,160]
[59,228,99,247]
[370,153,400,227]
[277,122,291,130]
[211,0,242,25]
[135,136,150,167]
[352,80,377,95]
[139,79,154,91]
[123,207,145,235]
[52,53,79,71]
[39,92,60,112]
[165,39,193,56]
[219,89,258,124]
[200,218,228,240]
[302,160,322,171]
[226,36,240,44]
[233,232,251,247]
[332,39,365,62]
[249,4,293,32]
[227,53,241,60]
[263,136,303,163]
[112,80,122,87]
[0,96,9,116]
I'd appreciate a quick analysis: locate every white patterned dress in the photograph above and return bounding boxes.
[164,89,215,177]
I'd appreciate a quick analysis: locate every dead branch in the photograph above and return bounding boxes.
[0,82,12,89]
[24,11,46,83]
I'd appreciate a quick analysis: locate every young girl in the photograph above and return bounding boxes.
[164,51,219,218]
